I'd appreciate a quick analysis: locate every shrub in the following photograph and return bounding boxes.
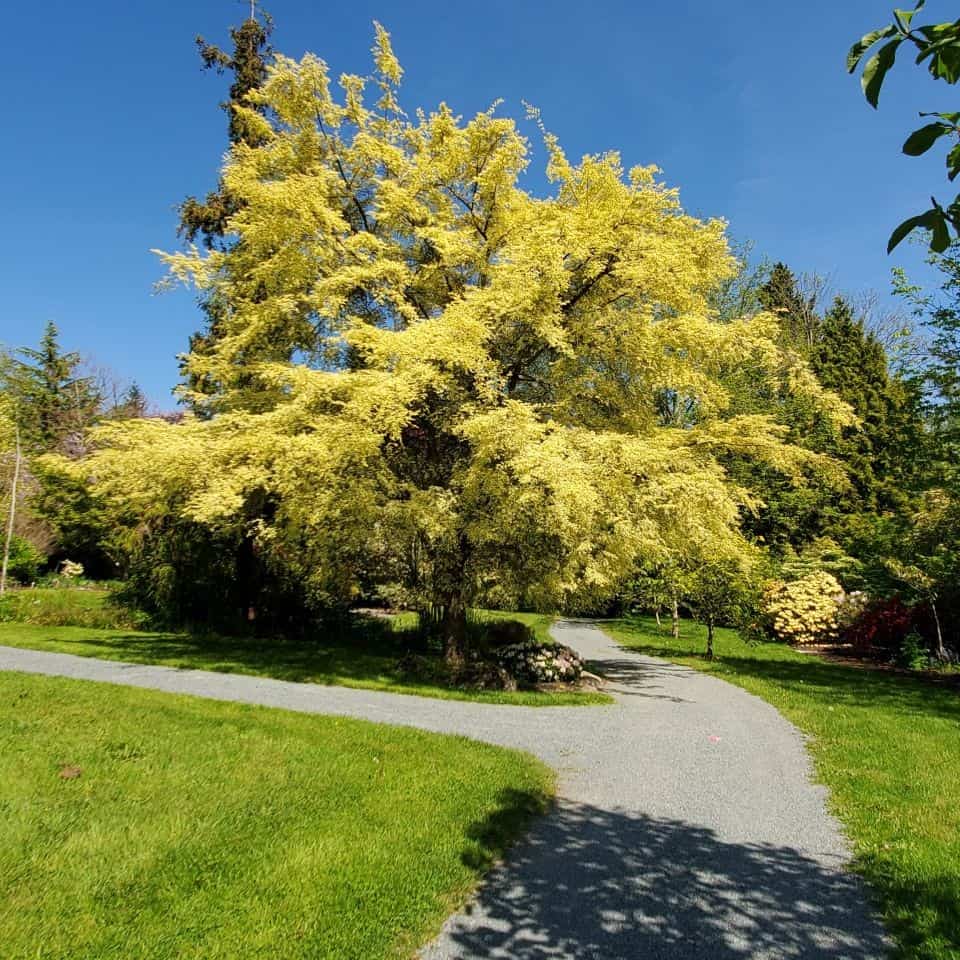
[478,618,535,650]
[895,630,929,670]
[495,641,583,685]
[58,559,84,580]
[761,571,843,645]
[2,535,44,585]
[844,596,916,652]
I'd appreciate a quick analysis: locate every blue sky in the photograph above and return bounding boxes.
[1,0,949,406]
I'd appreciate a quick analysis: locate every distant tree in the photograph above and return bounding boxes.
[682,559,752,659]
[6,321,99,454]
[848,1,960,252]
[812,296,925,520]
[894,240,960,453]
[117,383,148,419]
[708,240,771,322]
[758,262,822,353]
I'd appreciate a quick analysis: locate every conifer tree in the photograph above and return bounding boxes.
[758,262,820,353]
[812,297,922,520]
[9,321,99,454]
[178,10,273,404]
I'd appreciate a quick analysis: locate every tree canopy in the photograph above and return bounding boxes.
[70,26,848,656]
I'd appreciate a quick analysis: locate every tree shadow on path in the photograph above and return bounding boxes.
[424,793,887,959]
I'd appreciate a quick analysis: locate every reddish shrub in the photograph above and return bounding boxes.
[844,597,916,651]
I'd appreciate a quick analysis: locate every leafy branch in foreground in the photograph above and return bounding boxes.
[849,1,960,252]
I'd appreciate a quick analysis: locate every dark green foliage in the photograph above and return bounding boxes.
[811,296,925,521]
[729,267,926,560]
[178,15,272,247]
[112,517,317,635]
[5,321,99,454]
[849,2,960,252]
[758,262,820,352]
[29,464,115,579]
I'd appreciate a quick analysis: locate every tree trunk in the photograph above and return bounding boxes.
[0,420,22,597]
[706,618,715,660]
[671,599,680,640]
[654,607,662,629]
[931,600,947,662]
[442,594,468,669]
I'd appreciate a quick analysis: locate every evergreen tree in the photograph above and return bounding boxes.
[758,262,820,353]
[178,10,273,406]
[8,321,99,454]
[812,297,923,520]
[178,12,273,247]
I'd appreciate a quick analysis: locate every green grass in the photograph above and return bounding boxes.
[0,586,145,630]
[0,591,609,706]
[0,671,553,959]
[607,615,960,960]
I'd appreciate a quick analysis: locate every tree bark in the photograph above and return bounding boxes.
[654,607,662,629]
[931,600,947,662]
[0,420,22,596]
[706,618,715,660]
[442,594,468,668]
[671,599,680,640]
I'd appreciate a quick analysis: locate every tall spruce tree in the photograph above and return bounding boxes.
[8,321,99,454]
[758,262,821,353]
[178,10,273,405]
[178,12,272,247]
[811,297,922,521]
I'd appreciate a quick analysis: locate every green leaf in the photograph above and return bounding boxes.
[862,37,903,107]
[921,110,960,123]
[887,210,936,252]
[930,44,960,84]
[903,122,951,155]
[931,208,952,251]
[847,24,898,73]
[947,143,960,180]
[893,0,925,32]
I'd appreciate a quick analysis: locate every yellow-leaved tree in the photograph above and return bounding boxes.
[75,26,848,660]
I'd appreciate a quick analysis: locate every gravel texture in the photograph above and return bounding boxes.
[0,620,889,959]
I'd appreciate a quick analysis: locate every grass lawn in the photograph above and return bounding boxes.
[607,616,960,960]
[0,671,553,959]
[0,590,609,706]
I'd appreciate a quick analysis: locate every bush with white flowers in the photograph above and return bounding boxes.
[495,640,583,685]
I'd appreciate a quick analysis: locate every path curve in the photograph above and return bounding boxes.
[0,621,888,959]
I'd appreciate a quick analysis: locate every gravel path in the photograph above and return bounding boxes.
[0,620,888,958]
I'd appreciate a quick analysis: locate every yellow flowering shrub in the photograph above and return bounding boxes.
[762,572,843,645]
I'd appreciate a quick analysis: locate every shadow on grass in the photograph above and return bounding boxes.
[27,619,415,686]
[616,622,960,726]
[435,798,888,959]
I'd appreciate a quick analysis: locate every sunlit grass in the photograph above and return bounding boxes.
[0,671,552,959]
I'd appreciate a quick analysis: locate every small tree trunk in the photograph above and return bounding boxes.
[671,599,680,640]
[0,421,22,597]
[930,600,947,662]
[706,618,715,660]
[654,607,662,629]
[442,594,468,669]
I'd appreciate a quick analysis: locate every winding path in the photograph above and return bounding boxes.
[0,621,888,959]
